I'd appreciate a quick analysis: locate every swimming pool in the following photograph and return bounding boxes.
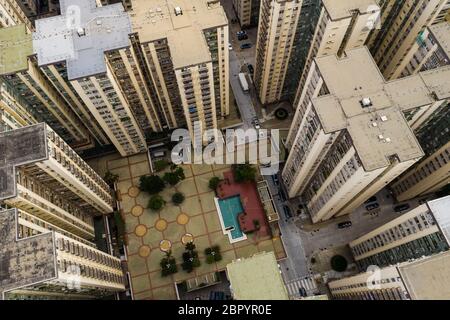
[215,196,247,243]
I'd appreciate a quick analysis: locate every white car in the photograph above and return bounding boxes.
[228,43,233,50]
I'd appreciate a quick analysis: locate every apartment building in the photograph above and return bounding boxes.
[282,47,450,223]
[32,0,148,157]
[328,250,450,300]
[232,0,261,27]
[130,0,230,141]
[349,196,450,271]
[367,0,448,80]
[385,23,450,202]
[254,0,302,105]
[0,124,123,299]
[291,0,380,110]
[0,24,95,150]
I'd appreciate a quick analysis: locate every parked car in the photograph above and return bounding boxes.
[236,30,247,36]
[364,196,377,204]
[252,117,261,129]
[240,43,252,49]
[238,34,249,41]
[337,221,352,229]
[228,43,233,50]
[283,205,292,219]
[394,204,410,212]
[247,64,254,74]
[365,202,380,211]
[272,174,279,186]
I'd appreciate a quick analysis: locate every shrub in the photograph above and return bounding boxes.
[330,255,348,272]
[205,245,222,264]
[139,175,165,194]
[163,165,185,186]
[172,192,185,205]
[160,251,177,277]
[209,177,221,191]
[232,164,256,183]
[148,195,166,211]
[154,159,169,172]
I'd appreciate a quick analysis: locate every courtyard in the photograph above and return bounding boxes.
[100,153,286,300]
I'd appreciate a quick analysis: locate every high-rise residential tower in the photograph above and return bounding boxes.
[130,0,230,141]
[328,250,450,300]
[254,0,302,105]
[366,0,448,80]
[33,0,148,157]
[349,196,450,271]
[232,0,261,28]
[388,22,450,202]
[282,47,450,224]
[0,124,124,299]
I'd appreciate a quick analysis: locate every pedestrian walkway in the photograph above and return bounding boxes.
[285,276,318,297]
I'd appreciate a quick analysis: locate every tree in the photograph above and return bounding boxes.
[209,177,221,191]
[139,175,165,194]
[104,171,119,187]
[172,192,185,205]
[330,255,348,272]
[182,242,200,272]
[232,164,256,183]
[154,159,169,172]
[163,165,186,186]
[163,171,181,186]
[148,195,166,211]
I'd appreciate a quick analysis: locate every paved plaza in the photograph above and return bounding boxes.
[102,154,286,300]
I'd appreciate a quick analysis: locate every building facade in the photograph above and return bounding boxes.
[389,22,450,202]
[254,0,302,105]
[0,124,124,299]
[349,196,450,271]
[282,47,450,223]
[367,0,448,80]
[232,0,261,28]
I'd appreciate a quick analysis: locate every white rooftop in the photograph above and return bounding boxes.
[32,0,132,80]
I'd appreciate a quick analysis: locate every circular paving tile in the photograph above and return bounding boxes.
[135,224,148,237]
[128,186,140,198]
[159,239,172,252]
[155,219,168,232]
[138,245,151,258]
[181,233,194,245]
[177,213,189,225]
[131,205,144,217]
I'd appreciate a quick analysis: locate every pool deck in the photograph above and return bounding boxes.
[216,171,271,239]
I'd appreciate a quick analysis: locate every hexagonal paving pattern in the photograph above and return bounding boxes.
[176,213,189,225]
[128,186,140,198]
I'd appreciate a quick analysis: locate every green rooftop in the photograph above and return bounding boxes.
[0,24,33,75]
[226,251,289,300]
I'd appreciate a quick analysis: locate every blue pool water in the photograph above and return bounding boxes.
[218,196,245,240]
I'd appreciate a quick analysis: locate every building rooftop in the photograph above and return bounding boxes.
[0,25,33,75]
[398,251,450,300]
[322,0,379,20]
[130,0,227,68]
[429,21,450,57]
[226,252,289,300]
[426,195,450,246]
[0,123,48,201]
[0,208,56,300]
[32,0,132,80]
[312,47,450,171]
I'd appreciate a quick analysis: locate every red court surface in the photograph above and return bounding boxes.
[217,170,271,238]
